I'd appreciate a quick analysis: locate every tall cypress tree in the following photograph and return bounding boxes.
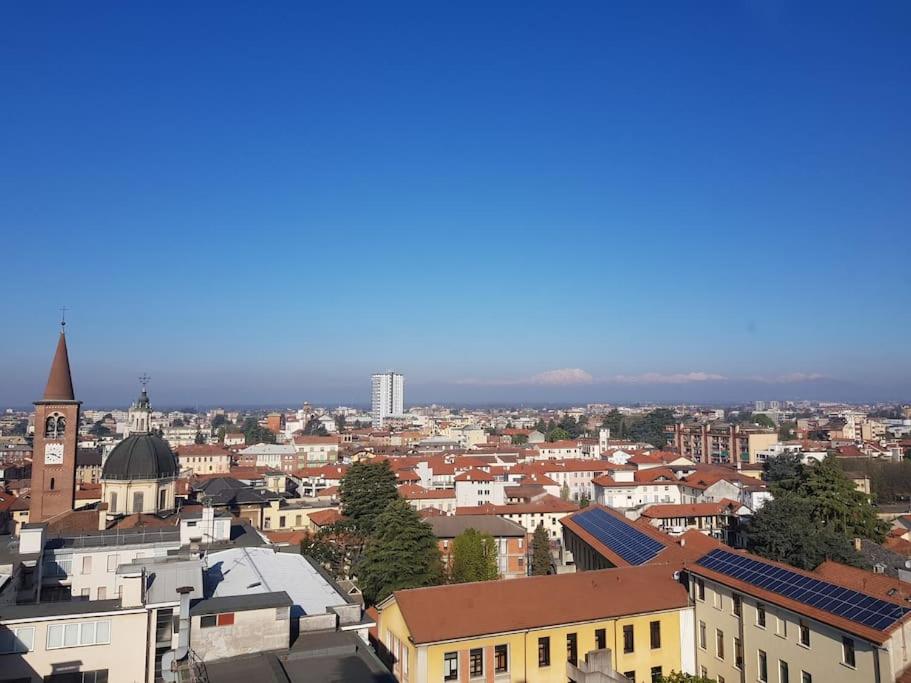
[531,524,552,575]
[357,498,443,605]
[339,461,398,534]
[450,528,499,583]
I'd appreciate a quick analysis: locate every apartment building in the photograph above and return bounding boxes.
[376,565,695,683]
[372,372,405,429]
[425,515,528,580]
[456,496,579,541]
[175,443,232,475]
[668,423,778,464]
[291,435,340,468]
[688,548,911,683]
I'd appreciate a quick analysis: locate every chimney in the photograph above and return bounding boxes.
[19,524,46,555]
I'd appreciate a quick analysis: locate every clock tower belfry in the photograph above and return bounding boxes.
[31,324,81,522]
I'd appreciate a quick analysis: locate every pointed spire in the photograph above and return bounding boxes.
[43,332,75,401]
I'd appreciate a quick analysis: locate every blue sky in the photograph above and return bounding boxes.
[2,2,909,407]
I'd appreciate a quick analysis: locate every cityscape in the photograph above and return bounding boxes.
[2,3,911,683]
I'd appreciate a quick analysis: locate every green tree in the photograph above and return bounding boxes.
[304,416,329,436]
[89,421,111,437]
[512,434,528,445]
[778,421,796,441]
[334,415,346,432]
[627,408,675,448]
[601,409,623,437]
[531,524,551,575]
[798,457,888,541]
[747,495,863,570]
[194,430,205,445]
[546,427,571,442]
[300,519,367,580]
[753,414,776,429]
[762,453,804,491]
[339,461,398,534]
[578,494,591,508]
[450,528,499,583]
[559,482,571,501]
[211,414,229,432]
[658,673,717,683]
[242,417,276,445]
[357,499,443,605]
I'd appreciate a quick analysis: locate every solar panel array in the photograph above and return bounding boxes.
[696,548,910,632]
[572,507,664,565]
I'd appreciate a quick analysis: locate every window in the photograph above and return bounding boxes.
[109,491,117,512]
[713,589,722,609]
[444,652,458,681]
[200,615,217,628]
[50,477,56,490]
[756,603,766,628]
[798,620,810,647]
[623,673,635,681]
[779,660,789,683]
[732,593,742,617]
[801,672,811,683]
[650,620,661,649]
[538,636,550,666]
[46,620,111,649]
[623,624,634,653]
[651,666,663,683]
[80,588,90,599]
[842,637,855,667]
[217,612,235,626]
[45,672,108,683]
[107,554,118,571]
[495,644,508,673]
[469,648,483,677]
[732,636,742,669]
[698,620,706,649]
[776,615,787,637]
[595,628,606,650]
[715,629,724,660]
[159,488,167,510]
[758,650,768,683]
[279,515,286,527]
[0,626,34,653]
[132,491,144,513]
[696,577,705,601]
[97,586,106,600]
[82,556,92,574]
[567,633,578,665]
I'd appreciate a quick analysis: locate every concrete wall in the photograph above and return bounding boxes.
[0,609,148,682]
[189,607,289,662]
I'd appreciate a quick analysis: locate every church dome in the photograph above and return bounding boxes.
[102,433,179,481]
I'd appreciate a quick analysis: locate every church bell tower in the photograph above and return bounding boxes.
[31,322,81,522]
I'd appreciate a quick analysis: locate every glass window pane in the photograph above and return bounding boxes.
[47,624,63,649]
[80,621,96,645]
[96,620,111,644]
[64,623,79,647]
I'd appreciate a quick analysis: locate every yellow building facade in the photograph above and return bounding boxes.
[376,566,696,683]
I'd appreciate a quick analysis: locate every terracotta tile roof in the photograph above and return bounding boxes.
[265,530,309,545]
[641,500,739,519]
[308,508,344,527]
[42,332,75,401]
[535,440,582,450]
[395,470,421,482]
[398,484,455,500]
[455,495,578,516]
[296,465,348,479]
[292,435,340,445]
[454,469,494,483]
[386,564,689,644]
[635,467,679,483]
[591,475,636,487]
[176,444,232,457]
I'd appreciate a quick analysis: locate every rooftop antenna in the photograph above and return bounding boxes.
[59,306,68,331]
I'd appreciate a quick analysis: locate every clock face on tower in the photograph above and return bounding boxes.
[44,443,65,465]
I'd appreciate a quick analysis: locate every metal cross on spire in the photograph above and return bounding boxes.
[60,306,68,331]
[139,373,151,391]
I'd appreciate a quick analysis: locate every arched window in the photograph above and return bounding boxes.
[55,417,66,436]
[45,416,57,438]
[49,477,55,491]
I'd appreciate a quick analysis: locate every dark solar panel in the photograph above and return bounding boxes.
[696,548,910,632]
[572,507,664,565]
